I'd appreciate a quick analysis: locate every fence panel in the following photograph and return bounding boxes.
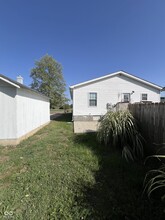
[129,103,165,153]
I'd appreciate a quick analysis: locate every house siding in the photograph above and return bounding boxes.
[73,74,160,117]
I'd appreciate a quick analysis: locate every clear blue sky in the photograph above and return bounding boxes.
[0,0,165,99]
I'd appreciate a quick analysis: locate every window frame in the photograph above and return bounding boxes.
[141,93,148,101]
[89,92,97,107]
[122,93,130,103]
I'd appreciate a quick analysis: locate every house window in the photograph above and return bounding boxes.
[123,93,130,102]
[141,93,148,101]
[89,93,97,106]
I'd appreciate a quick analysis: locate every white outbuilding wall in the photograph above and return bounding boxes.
[0,81,17,139]
[73,74,160,116]
[0,77,50,145]
[16,88,50,138]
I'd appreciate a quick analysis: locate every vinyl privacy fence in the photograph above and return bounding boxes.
[129,103,165,153]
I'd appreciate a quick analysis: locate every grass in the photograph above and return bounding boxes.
[0,113,164,219]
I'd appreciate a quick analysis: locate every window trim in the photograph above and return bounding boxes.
[122,93,130,103]
[89,92,97,107]
[141,93,148,101]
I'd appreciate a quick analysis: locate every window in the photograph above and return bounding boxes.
[123,93,130,102]
[141,93,148,101]
[89,93,97,106]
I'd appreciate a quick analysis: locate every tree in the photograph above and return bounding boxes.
[30,54,66,108]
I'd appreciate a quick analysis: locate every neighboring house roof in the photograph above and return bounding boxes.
[70,70,163,98]
[0,74,49,100]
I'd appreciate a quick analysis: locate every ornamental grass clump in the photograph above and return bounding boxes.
[97,110,144,161]
[143,163,165,201]
[143,151,165,202]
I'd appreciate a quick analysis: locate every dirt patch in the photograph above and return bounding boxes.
[19,166,28,174]
[0,166,17,180]
[34,132,48,139]
[1,145,18,154]
[0,155,9,163]
[0,182,10,190]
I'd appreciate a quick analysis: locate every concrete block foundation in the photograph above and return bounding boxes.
[73,115,101,133]
[74,121,99,133]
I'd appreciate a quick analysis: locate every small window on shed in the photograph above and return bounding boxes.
[141,93,148,101]
[89,93,97,106]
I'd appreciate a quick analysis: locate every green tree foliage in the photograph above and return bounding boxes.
[30,55,66,108]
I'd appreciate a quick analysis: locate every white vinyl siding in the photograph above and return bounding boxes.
[72,74,160,116]
[0,84,17,139]
[16,88,50,138]
[0,80,50,141]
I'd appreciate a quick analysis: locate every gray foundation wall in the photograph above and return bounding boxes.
[74,121,100,133]
[73,115,101,133]
[73,103,129,133]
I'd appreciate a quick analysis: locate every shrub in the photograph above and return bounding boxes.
[97,110,144,161]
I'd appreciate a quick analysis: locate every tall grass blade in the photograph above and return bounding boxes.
[97,110,144,161]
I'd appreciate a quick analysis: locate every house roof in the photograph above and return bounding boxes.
[0,74,49,100]
[70,70,163,98]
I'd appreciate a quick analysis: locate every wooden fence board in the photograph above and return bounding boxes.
[129,103,165,153]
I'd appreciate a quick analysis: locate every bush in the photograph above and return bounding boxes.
[97,110,144,161]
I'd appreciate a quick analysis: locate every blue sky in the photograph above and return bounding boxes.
[0,0,165,99]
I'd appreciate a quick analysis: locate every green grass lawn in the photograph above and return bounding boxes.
[0,114,164,220]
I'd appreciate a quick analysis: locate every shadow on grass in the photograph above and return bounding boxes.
[73,133,165,220]
[50,113,72,122]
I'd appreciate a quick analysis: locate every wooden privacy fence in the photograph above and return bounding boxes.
[129,103,165,153]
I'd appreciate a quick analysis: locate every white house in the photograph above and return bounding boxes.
[70,70,162,133]
[0,74,50,145]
